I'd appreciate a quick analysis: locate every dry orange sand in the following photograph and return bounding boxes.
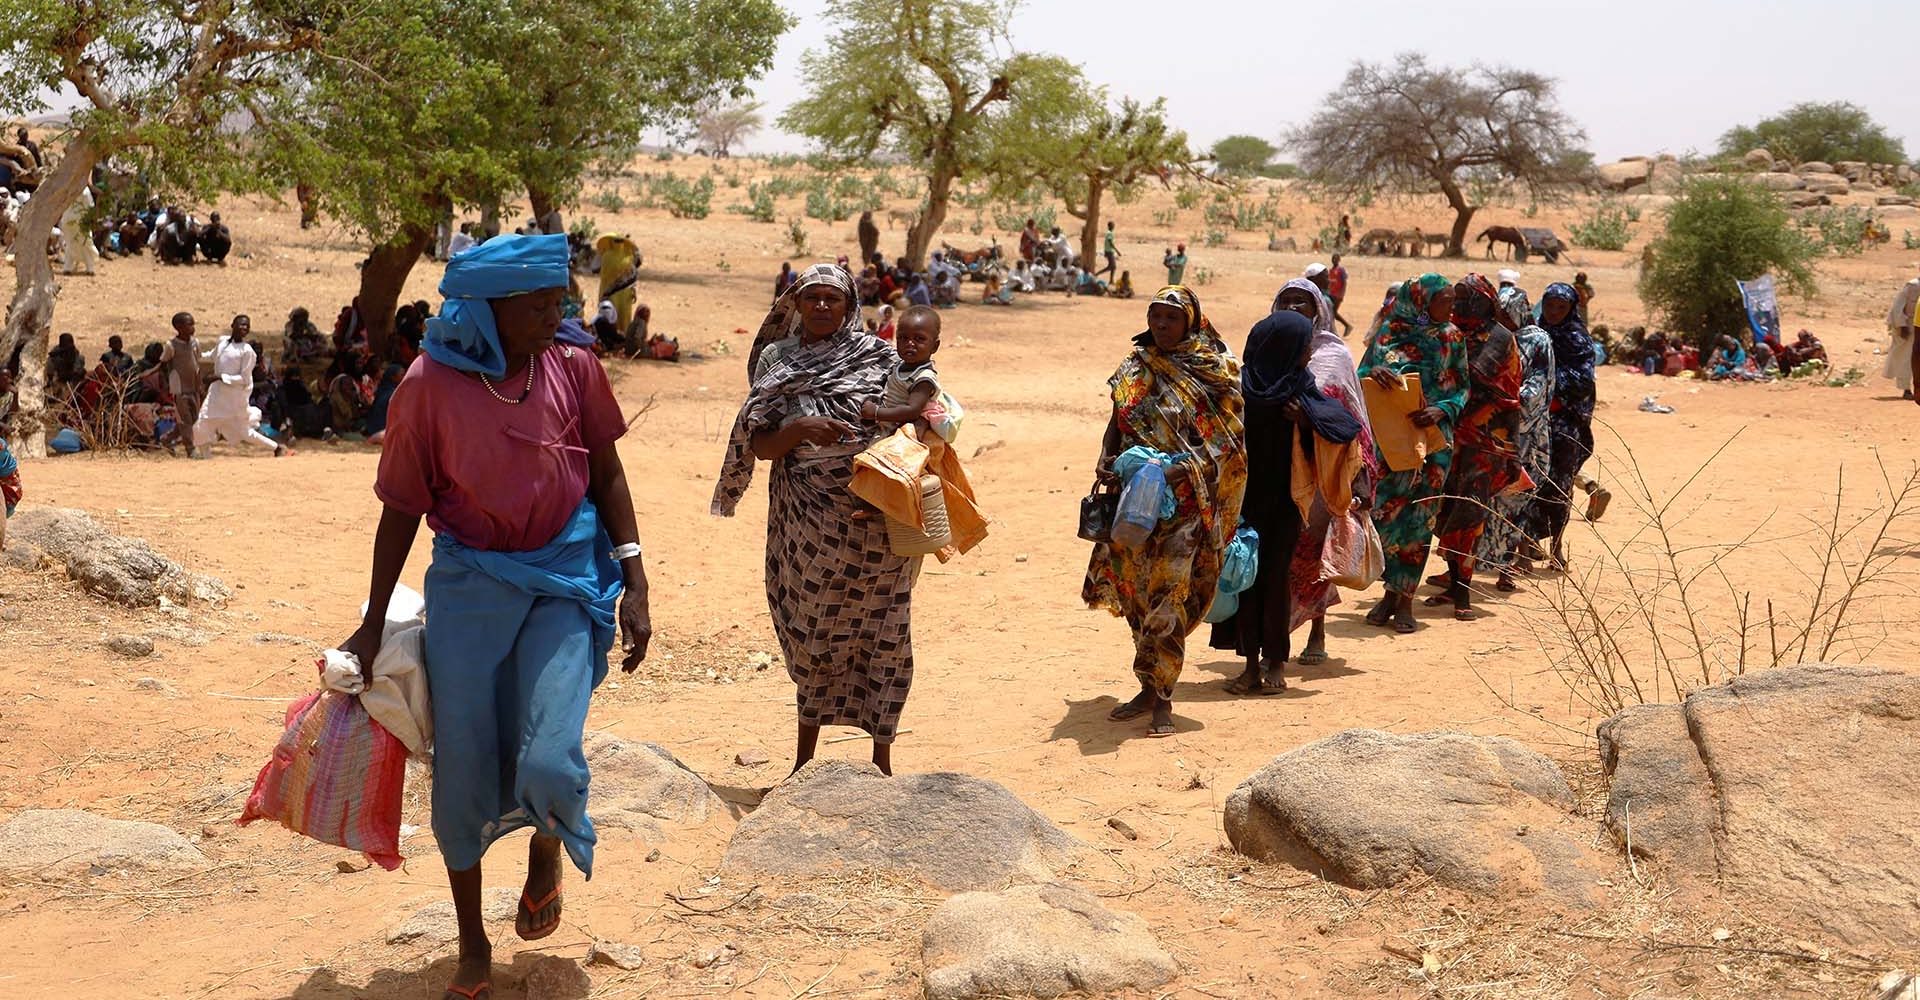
[2,160,1917,998]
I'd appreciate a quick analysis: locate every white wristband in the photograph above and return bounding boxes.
[610,542,642,562]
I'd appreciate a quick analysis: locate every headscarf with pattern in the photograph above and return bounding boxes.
[1538,281,1595,414]
[1450,273,1500,336]
[745,263,864,383]
[713,263,895,517]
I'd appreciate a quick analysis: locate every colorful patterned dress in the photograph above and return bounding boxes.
[1475,321,1554,571]
[1528,283,1596,541]
[1433,275,1531,584]
[1084,288,1248,700]
[1356,274,1469,595]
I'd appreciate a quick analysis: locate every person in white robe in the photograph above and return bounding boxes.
[197,315,286,456]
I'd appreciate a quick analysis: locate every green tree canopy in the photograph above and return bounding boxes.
[1290,53,1589,256]
[1210,135,1277,176]
[988,70,1195,266]
[267,0,788,352]
[1717,102,1907,166]
[1638,176,1819,352]
[0,0,327,454]
[781,0,1070,267]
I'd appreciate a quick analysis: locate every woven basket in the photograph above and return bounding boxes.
[886,475,952,556]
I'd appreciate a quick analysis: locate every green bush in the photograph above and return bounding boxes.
[1717,102,1906,166]
[1904,230,1920,251]
[1152,208,1179,227]
[654,175,713,219]
[805,189,851,222]
[992,205,1055,233]
[786,217,809,256]
[1174,188,1200,210]
[1637,176,1818,352]
[763,174,805,198]
[590,189,626,214]
[1569,205,1636,251]
[1204,229,1227,247]
[1800,206,1872,256]
[730,183,776,223]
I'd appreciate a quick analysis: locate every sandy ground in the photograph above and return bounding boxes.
[3,160,1918,999]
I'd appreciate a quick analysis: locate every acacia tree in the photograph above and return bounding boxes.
[1290,53,1588,256]
[695,100,765,157]
[782,0,1066,268]
[0,1,324,454]
[990,73,1195,266]
[1210,135,1277,176]
[274,0,787,356]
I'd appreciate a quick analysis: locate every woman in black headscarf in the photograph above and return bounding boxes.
[1210,310,1362,694]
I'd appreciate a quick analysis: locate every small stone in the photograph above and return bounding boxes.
[200,824,220,839]
[690,944,734,969]
[586,941,647,971]
[133,677,177,695]
[336,857,370,873]
[1014,553,1029,563]
[77,678,96,687]
[1712,928,1732,941]
[106,634,155,658]
[645,848,661,863]
[1106,817,1139,841]
[747,651,773,671]
[734,749,769,767]
[523,954,591,1000]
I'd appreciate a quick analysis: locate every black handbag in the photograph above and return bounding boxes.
[1078,482,1120,543]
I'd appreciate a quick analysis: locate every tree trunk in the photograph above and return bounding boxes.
[905,165,955,271]
[2,133,101,458]
[1077,174,1105,268]
[356,222,435,361]
[1438,174,1475,258]
[527,183,561,234]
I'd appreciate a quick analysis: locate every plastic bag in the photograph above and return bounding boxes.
[1111,459,1167,548]
[239,687,407,870]
[1204,525,1261,623]
[1324,511,1385,590]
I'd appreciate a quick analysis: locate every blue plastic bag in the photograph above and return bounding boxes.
[1203,525,1260,623]
[49,428,85,454]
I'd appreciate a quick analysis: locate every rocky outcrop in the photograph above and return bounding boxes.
[723,761,1084,892]
[584,736,727,837]
[5,507,228,607]
[921,884,1177,1000]
[1598,665,1920,949]
[1224,730,1598,903]
[1595,159,1652,191]
[0,809,205,872]
[1753,172,1806,191]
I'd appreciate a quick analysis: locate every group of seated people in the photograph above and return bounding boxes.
[73,199,231,265]
[1626,327,1827,381]
[842,254,963,309]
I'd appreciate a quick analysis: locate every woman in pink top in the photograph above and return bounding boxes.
[336,233,652,1000]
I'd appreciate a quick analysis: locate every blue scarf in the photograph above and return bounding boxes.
[425,233,570,377]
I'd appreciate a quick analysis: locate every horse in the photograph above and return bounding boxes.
[1478,225,1526,260]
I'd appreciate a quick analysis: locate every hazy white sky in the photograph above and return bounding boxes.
[733,0,1919,163]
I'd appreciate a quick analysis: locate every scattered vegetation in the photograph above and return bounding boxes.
[1503,438,1920,718]
[785,217,810,256]
[1638,177,1818,352]
[1799,206,1874,256]
[1569,204,1636,250]
[655,174,714,219]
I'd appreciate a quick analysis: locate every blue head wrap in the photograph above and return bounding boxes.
[555,317,595,347]
[425,233,570,377]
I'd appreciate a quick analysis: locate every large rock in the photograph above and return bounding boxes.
[1804,174,1851,196]
[1595,160,1651,191]
[1836,161,1869,182]
[1224,730,1596,901]
[723,761,1084,891]
[1753,172,1807,191]
[584,736,726,836]
[1648,158,1686,194]
[387,888,519,944]
[1598,665,1920,949]
[921,884,1177,1000]
[1741,148,1775,172]
[1877,194,1916,207]
[0,809,205,871]
[1799,160,1836,174]
[1787,191,1832,209]
[6,508,228,607]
